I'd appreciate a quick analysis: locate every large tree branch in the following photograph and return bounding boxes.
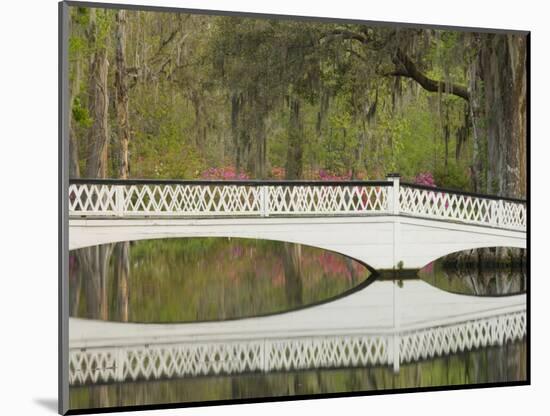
[320,29,469,101]
[321,29,371,45]
[321,28,394,51]
[390,49,470,101]
[344,48,368,63]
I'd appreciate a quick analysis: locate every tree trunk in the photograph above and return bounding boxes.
[467,35,486,193]
[85,12,110,178]
[115,10,130,179]
[480,33,527,198]
[255,117,267,178]
[231,93,241,171]
[508,35,527,198]
[69,56,81,178]
[285,96,303,179]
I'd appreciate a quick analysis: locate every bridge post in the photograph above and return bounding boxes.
[115,185,125,217]
[387,174,401,269]
[490,199,505,227]
[386,173,401,215]
[262,339,269,372]
[261,186,270,217]
[498,199,504,227]
[392,278,401,373]
[115,348,125,381]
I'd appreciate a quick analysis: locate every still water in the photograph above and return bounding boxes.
[69,238,370,322]
[68,238,527,410]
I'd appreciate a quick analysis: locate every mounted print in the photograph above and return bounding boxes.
[59,1,529,414]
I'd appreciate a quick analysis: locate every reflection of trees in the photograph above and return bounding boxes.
[76,245,114,320]
[68,254,81,316]
[345,257,358,286]
[114,242,130,322]
[421,249,527,296]
[70,239,368,322]
[444,247,526,269]
[443,268,526,296]
[282,243,304,307]
[69,242,130,321]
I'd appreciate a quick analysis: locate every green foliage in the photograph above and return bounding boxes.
[434,161,470,189]
[68,35,87,56]
[71,97,92,128]
[94,9,113,49]
[73,7,91,26]
[322,112,359,175]
[68,7,481,189]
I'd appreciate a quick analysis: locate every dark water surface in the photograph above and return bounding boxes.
[68,240,527,410]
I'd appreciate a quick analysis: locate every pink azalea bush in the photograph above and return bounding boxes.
[201,166,249,180]
[317,169,352,181]
[414,172,436,187]
[413,171,449,208]
[269,167,361,181]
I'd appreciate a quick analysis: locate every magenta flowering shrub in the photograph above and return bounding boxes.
[201,166,249,180]
[317,169,352,181]
[413,172,449,208]
[268,167,356,181]
[414,172,436,187]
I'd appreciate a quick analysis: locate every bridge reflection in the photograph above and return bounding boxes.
[69,279,526,385]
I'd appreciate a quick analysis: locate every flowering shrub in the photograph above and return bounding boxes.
[270,166,286,179]
[414,172,449,208]
[201,166,249,180]
[317,169,352,181]
[414,172,436,187]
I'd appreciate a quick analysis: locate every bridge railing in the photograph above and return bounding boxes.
[68,177,526,231]
[68,179,391,218]
[399,182,527,231]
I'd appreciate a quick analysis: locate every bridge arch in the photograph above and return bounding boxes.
[69,215,525,271]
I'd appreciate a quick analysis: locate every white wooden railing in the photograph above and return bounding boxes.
[68,179,391,217]
[68,309,526,385]
[68,176,526,231]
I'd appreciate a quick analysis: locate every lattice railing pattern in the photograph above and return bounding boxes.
[264,335,388,371]
[69,184,263,217]
[69,340,264,385]
[399,311,526,363]
[399,185,526,231]
[69,183,389,218]
[500,200,527,230]
[268,185,388,214]
[69,311,526,385]
[69,184,119,216]
[69,180,525,231]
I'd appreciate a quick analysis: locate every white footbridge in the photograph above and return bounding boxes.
[69,175,527,270]
[69,279,526,385]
